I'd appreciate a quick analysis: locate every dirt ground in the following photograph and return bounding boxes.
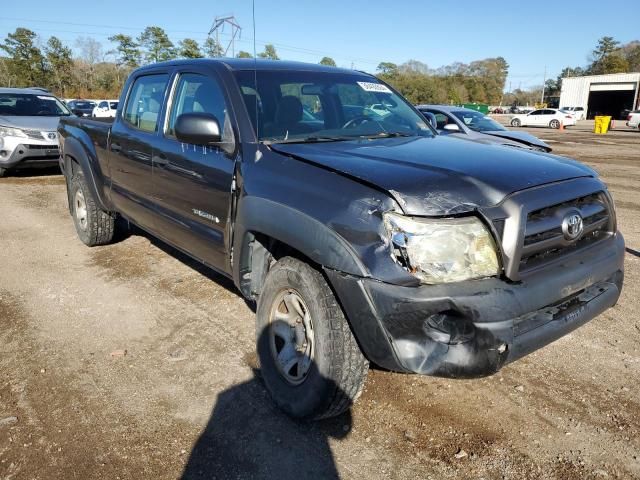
[1,122,639,480]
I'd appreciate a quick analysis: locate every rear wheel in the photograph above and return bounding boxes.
[256,256,369,420]
[550,119,561,129]
[510,118,521,127]
[69,170,115,246]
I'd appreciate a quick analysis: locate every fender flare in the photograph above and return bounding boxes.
[63,136,112,212]
[233,196,369,296]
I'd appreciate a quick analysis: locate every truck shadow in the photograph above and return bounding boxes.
[113,218,244,300]
[181,331,353,479]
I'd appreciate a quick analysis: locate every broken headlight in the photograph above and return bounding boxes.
[384,213,500,284]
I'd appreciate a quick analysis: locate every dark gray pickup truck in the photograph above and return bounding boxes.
[58,59,624,420]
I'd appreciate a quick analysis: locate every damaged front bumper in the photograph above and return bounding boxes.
[326,233,624,378]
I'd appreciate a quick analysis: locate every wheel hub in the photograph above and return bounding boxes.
[268,289,314,385]
[74,189,88,231]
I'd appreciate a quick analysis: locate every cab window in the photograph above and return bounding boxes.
[123,74,169,133]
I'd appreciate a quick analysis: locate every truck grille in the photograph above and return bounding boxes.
[519,192,613,272]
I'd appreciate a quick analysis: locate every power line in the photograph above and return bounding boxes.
[0,17,382,66]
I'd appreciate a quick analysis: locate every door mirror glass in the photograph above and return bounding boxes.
[442,123,460,132]
[175,112,222,145]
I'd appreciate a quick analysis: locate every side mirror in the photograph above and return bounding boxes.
[175,112,222,145]
[442,123,460,132]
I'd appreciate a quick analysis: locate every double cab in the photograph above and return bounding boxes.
[58,59,624,419]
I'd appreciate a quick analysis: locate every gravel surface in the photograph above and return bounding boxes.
[1,123,639,479]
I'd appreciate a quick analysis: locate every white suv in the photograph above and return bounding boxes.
[627,111,640,130]
[92,100,119,118]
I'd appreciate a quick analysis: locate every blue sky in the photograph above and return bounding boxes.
[1,0,637,89]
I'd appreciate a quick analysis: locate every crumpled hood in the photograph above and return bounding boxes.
[0,115,62,131]
[483,130,550,150]
[271,136,594,216]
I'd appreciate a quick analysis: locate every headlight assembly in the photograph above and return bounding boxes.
[0,125,27,138]
[384,212,500,284]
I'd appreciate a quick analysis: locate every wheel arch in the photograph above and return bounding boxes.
[233,196,369,300]
[62,136,112,213]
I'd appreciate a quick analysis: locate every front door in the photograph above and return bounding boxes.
[152,69,237,274]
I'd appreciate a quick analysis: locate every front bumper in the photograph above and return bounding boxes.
[0,142,61,170]
[326,233,624,378]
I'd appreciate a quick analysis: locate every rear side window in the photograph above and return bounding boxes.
[124,74,169,132]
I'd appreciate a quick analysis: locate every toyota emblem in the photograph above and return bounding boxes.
[562,211,584,241]
[47,132,57,140]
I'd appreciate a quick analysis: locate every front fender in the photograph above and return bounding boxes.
[233,196,369,289]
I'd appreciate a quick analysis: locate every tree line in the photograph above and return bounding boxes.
[0,26,292,98]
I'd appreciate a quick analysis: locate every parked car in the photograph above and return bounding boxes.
[58,59,624,420]
[92,100,119,118]
[560,106,586,121]
[627,110,640,130]
[67,99,97,117]
[510,108,576,129]
[0,87,68,177]
[417,105,551,152]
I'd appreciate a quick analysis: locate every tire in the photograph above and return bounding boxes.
[550,119,560,129]
[69,170,115,246]
[511,118,521,127]
[0,167,7,177]
[256,256,369,420]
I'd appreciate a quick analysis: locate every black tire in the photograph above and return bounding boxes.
[256,256,369,420]
[550,119,560,129]
[511,118,521,127]
[69,170,115,246]
[0,167,7,177]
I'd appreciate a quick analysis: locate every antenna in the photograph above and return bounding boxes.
[253,0,259,141]
[208,15,242,57]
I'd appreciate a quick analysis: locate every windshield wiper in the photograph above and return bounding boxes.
[356,132,415,139]
[263,135,354,145]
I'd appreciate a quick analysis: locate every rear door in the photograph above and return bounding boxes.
[108,72,170,231]
[151,67,238,274]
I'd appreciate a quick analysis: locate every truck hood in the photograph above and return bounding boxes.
[483,130,550,150]
[0,115,63,131]
[271,136,594,215]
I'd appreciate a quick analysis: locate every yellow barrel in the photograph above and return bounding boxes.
[594,116,612,134]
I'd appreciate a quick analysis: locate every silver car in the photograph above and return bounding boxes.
[0,87,70,176]
[417,105,551,152]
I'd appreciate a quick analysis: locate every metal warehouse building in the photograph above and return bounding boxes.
[559,72,640,119]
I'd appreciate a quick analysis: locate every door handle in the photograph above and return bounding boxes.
[111,143,122,153]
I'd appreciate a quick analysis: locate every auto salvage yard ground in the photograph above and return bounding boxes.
[1,123,639,480]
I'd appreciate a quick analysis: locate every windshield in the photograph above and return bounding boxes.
[0,93,70,116]
[234,70,433,143]
[451,110,506,132]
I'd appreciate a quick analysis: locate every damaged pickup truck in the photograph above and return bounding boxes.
[58,59,624,420]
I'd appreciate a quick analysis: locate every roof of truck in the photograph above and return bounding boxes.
[135,58,370,76]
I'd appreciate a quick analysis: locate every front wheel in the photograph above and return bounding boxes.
[69,170,115,246]
[256,257,369,420]
[510,118,521,127]
[549,119,561,129]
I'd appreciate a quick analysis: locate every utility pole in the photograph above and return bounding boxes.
[541,66,547,105]
[208,15,242,57]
